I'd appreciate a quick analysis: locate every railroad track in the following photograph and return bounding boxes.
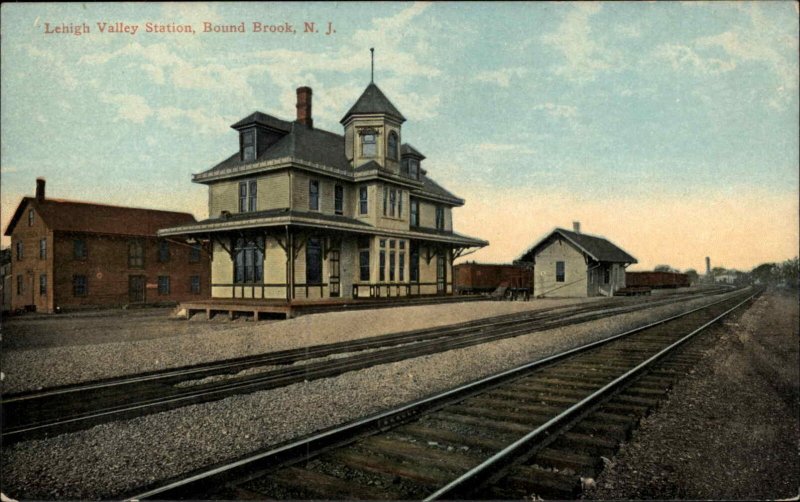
[2,288,733,443]
[126,287,759,500]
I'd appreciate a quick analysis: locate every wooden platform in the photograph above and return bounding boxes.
[177,294,489,320]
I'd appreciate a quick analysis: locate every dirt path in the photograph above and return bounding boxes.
[585,291,799,500]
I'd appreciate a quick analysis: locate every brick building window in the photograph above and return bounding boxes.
[359,187,368,215]
[128,239,144,268]
[73,275,88,296]
[16,275,23,295]
[15,241,23,261]
[190,275,201,294]
[334,185,344,215]
[234,237,263,283]
[158,276,170,295]
[74,239,87,260]
[158,240,170,262]
[189,243,201,263]
[239,180,257,213]
[28,209,34,226]
[309,180,319,211]
[556,261,565,283]
[39,274,47,295]
[39,238,47,259]
[306,237,322,285]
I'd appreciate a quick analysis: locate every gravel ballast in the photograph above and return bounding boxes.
[1,292,735,500]
[584,291,799,500]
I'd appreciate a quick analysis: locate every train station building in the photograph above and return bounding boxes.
[518,224,637,297]
[159,83,487,303]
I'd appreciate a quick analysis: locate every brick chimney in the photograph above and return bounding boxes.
[296,86,313,128]
[573,221,581,234]
[35,178,46,202]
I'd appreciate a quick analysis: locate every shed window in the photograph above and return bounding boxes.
[74,239,87,260]
[158,276,170,296]
[309,180,320,211]
[556,261,565,283]
[39,238,47,260]
[158,240,170,262]
[16,275,23,295]
[190,275,201,294]
[234,237,264,283]
[306,237,323,285]
[359,187,368,215]
[334,185,344,215]
[388,132,398,160]
[128,240,144,268]
[189,243,201,263]
[15,241,23,261]
[362,132,377,157]
[242,130,255,161]
[40,274,47,295]
[604,267,610,284]
[28,209,34,227]
[73,275,88,296]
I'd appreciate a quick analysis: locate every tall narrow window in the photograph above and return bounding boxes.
[16,275,23,295]
[388,132,398,160]
[383,186,388,216]
[401,158,409,176]
[189,243,201,263]
[74,239,87,260]
[359,187,368,215]
[248,180,257,212]
[309,180,319,211]
[128,239,144,268]
[362,132,376,157]
[158,276,170,295]
[435,206,445,230]
[15,241,23,261]
[389,189,396,217]
[556,261,565,283]
[28,209,34,226]
[190,275,201,294]
[379,249,386,282]
[242,130,255,161]
[39,274,47,295]
[604,267,610,284]
[409,158,419,179]
[398,191,403,217]
[234,237,264,283]
[239,180,257,213]
[389,251,396,281]
[306,237,322,285]
[410,199,419,227]
[410,241,419,282]
[73,275,88,296]
[399,251,405,281]
[334,184,344,215]
[39,238,47,259]
[158,240,170,262]
[359,250,370,281]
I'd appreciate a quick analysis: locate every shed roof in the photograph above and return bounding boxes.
[4,197,197,237]
[518,228,637,264]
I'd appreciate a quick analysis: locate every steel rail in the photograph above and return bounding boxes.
[424,290,758,500]
[125,288,753,501]
[2,290,738,441]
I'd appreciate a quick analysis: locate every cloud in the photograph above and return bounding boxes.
[156,106,232,136]
[24,45,79,90]
[531,103,579,119]
[100,93,153,123]
[474,67,528,88]
[652,44,737,75]
[541,3,617,83]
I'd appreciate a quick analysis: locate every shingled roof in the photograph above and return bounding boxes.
[519,228,637,264]
[230,111,292,132]
[340,83,406,124]
[4,197,197,237]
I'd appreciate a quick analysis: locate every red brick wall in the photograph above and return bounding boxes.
[9,203,53,312]
[52,232,210,310]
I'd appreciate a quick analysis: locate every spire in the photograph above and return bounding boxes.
[370,48,374,83]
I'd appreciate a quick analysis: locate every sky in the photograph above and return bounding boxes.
[1,2,798,272]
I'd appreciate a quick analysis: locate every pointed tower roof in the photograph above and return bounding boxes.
[340,83,406,124]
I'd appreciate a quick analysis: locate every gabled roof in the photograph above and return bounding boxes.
[340,83,406,124]
[230,111,292,132]
[195,122,350,180]
[4,197,197,237]
[401,143,426,159]
[518,228,637,264]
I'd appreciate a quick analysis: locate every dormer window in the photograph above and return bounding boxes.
[409,158,420,179]
[388,132,398,160]
[361,130,377,157]
[241,130,255,161]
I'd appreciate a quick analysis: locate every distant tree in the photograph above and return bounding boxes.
[711,266,728,277]
[654,264,678,273]
[684,269,699,284]
[778,257,799,289]
[750,263,777,285]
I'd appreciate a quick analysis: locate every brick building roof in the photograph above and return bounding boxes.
[4,197,197,237]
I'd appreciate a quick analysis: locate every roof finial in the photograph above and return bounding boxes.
[370,48,374,83]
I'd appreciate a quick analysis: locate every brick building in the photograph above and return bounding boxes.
[160,83,487,302]
[4,179,210,312]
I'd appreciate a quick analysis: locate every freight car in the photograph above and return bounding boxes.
[455,262,533,299]
[625,271,691,289]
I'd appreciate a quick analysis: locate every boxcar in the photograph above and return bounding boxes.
[454,262,533,298]
[625,271,690,289]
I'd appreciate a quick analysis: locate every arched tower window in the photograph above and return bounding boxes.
[387,132,398,160]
